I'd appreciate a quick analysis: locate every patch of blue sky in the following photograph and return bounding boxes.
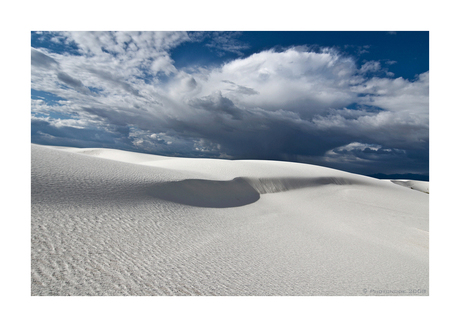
[88,86,104,94]
[171,41,238,71]
[31,90,80,120]
[31,89,66,105]
[31,31,81,56]
[32,112,49,119]
[345,103,385,112]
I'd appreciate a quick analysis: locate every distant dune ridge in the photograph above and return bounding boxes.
[390,180,429,194]
[31,144,428,296]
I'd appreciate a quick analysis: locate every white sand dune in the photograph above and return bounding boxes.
[31,144,428,296]
[390,180,429,194]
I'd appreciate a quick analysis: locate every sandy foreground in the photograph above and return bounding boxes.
[31,144,428,296]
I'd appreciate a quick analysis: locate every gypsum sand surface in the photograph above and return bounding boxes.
[31,144,428,296]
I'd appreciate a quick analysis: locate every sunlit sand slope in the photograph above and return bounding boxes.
[31,144,428,295]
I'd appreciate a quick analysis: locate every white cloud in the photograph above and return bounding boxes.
[151,56,177,75]
[353,72,429,114]
[360,61,381,73]
[186,48,359,118]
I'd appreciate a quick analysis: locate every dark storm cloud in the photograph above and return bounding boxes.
[188,92,244,120]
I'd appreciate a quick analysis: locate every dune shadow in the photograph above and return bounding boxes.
[147,176,368,208]
[148,177,260,208]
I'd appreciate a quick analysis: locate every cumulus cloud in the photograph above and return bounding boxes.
[31,32,429,176]
[190,47,359,119]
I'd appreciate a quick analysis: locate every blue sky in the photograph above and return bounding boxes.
[31,31,429,179]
